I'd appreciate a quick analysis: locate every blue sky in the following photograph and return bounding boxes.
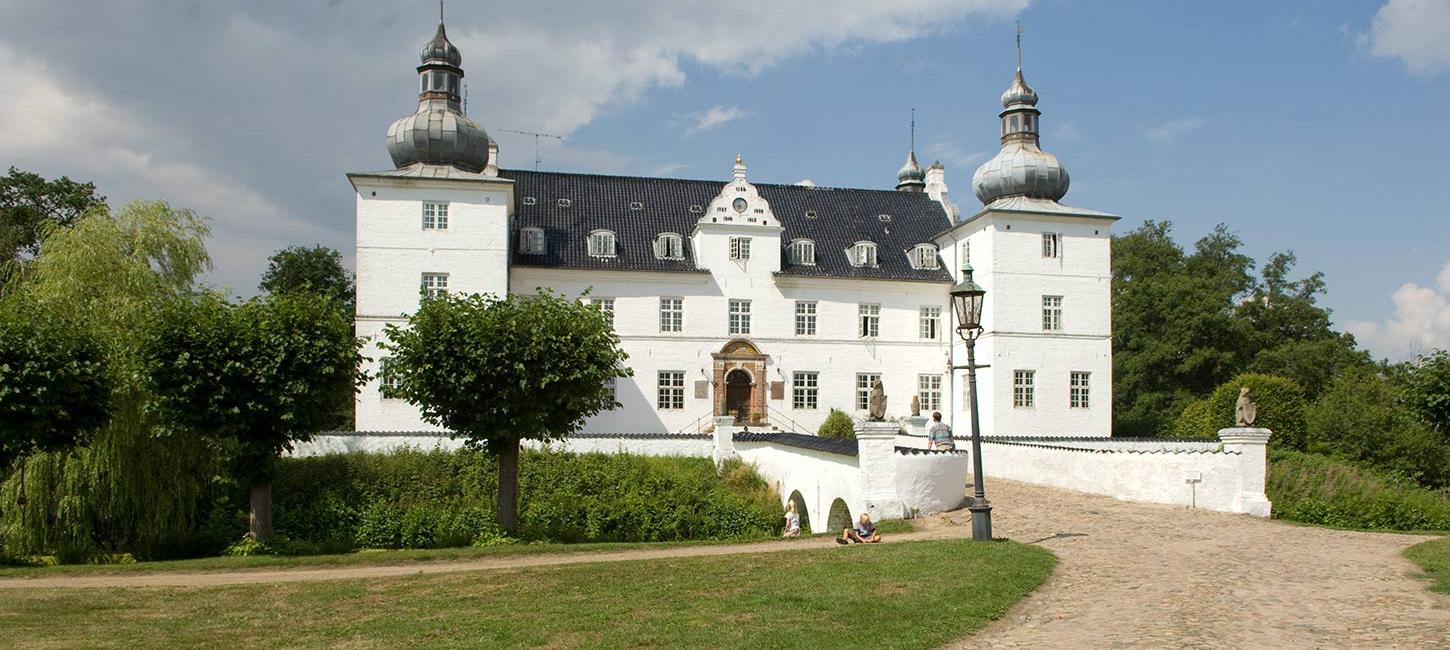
[1,0,1446,359]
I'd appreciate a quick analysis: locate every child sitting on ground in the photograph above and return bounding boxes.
[837,512,881,544]
[783,501,801,538]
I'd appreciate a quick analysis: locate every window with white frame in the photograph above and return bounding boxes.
[658,371,685,409]
[729,299,751,335]
[379,358,403,399]
[518,227,545,254]
[422,201,448,230]
[795,301,817,336]
[1042,232,1060,258]
[851,241,878,268]
[1070,371,1091,409]
[421,272,448,298]
[604,376,617,405]
[1013,370,1036,408]
[730,237,751,260]
[959,240,970,266]
[654,233,684,260]
[789,239,816,265]
[919,306,941,340]
[910,244,939,269]
[588,230,617,257]
[918,374,942,412]
[792,371,819,410]
[856,373,881,411]
[858,303,880,338]
[659,297,683,332]
[590,297,614,328]
[1042,295,1063,332]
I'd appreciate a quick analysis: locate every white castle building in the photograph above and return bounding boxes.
[349,17,1119,438]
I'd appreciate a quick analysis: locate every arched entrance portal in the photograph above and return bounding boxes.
[725,369,752,423]
[712,339,767,426]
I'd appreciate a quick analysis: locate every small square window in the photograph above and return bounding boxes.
[1042,232,1061,258]
[730,237,751,261]
[421,272,448,298]
[422,201,448,230]
[792,372,819,410]
[1013,370,1036,408]
[729,299,751,335]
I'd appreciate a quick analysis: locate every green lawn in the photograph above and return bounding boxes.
[0,520,918,578]
[1404,537,1450,594]
[0,539,1053,650]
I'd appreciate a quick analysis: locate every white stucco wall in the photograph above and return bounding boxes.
[737,442,862,535]
[894,450,969,515]
[292,434,464,457]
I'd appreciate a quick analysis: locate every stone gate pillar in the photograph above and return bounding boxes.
[1218,427,1273,517]
[855,421,907,520]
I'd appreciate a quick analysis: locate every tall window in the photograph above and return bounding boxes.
[851,242,878,268]
[919,306,941,340]
[421,272,448,298]
[792,372,819,410]
[856,373,882,411]
[379,358,402,399]
[789,239,816,265]
[588,230,617,257]
[590,298,614,328]
[1070,371,1091,409]
[1042,232,1060,258]
[959,240,970,266]
[654,233,684,260]
[659,297,683,333]
[1013,370,1036,408]
[858,303,880,338]
[910,244,939,269]
[658,371,685,410]
[422,201,448,230]
[918,374,942,412]
[795,301,817,336]
[518,227,545,254]
[730,237,751,260]
[1042,295,1063,332]
[729,299,751,335]
[604,377,617,405]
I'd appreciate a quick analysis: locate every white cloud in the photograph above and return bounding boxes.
[1345,261,1450,361]
[1365,0,1450,76]
[1144,117,1205,143]
[687,105,749,134]
[923,140,990,169]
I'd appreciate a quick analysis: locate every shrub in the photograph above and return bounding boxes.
[818,409,855,440]
[1267,450,1450,531]
[1168,373,1308,449]
[1305,367,1450,490]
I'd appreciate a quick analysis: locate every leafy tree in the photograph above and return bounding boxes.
[0,167,106,292]
[1237,251,1370,395]
[259,245,355,314]
[0,297,111,468]
[817,409,855,440]
[382,290,630,532]
[140,292,364,541]
[0,201,215,560]
[1402,350,1450,441]
[1304,367,1449,489]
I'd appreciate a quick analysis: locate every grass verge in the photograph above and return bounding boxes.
[1404,537,1450,594]
[0,538,1051,649]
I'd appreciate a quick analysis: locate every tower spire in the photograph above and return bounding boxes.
[910,107,916,153]
[440,0,444,22]
[1016,21,1023,70]
[897,108,926,192]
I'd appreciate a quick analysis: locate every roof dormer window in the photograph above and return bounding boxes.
[909,244,939,270]
[588,230,616,258]
[850,241,878,268]
[789,239,816,266]
[518,227,546,255]
[522,196,537,206]
[629,201,644,211]
[654,233,685,260]
[557,198,573,208]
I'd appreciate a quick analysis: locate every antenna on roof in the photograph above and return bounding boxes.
[1016,21,1023,70]
[499,128,565,170]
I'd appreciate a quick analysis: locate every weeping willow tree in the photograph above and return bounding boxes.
[0,200,216,560]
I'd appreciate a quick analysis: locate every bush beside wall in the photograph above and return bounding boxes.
[1267,450,1450,531]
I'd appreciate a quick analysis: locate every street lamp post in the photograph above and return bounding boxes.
[950,263,992,541]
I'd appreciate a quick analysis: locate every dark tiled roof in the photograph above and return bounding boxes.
[502,169,955,283]
[733,430,859,456]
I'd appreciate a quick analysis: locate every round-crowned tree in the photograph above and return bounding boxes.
[1169,372,1308,449]
[818,409,855,440]
[0,297,111,469]
[382,290,630,532]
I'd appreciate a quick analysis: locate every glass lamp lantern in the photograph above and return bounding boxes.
[950,263,986,339]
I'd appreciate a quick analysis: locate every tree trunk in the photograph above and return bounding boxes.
[249,481,274,541]
[497,438,520,532]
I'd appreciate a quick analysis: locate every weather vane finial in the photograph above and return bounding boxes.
[440,0,445,22]
[910,107,916,153]
[1016,21,1023,70]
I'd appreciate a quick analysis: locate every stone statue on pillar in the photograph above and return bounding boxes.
[868,378,887,422]
[1235,386,1258,427]
[910,394,920,417]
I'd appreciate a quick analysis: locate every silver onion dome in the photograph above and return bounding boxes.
[387,102,491,173]
[421,22,462,66]
[896,149,926,190]
[999,69,1038,108]
[971,143,1069,203]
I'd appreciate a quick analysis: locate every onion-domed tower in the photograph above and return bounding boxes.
[970,38,1069,205]
[385,10,491,174]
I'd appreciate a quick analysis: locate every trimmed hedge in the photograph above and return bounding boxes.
[270,448,782,549]
[1170,373,1308,449]
[818,409,855,440]
[1268,450,1450,531]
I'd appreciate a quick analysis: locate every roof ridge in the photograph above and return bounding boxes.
[500,168,929,195]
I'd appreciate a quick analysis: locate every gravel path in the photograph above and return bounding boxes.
[1,479,1444,649]
[944,479,1449,649]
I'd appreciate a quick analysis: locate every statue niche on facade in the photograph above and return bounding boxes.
[868,378,888,422]
[1235,386,1258,427]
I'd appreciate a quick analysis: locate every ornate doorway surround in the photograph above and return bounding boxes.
[712,339,766,425]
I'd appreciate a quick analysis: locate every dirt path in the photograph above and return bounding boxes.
[944,479,1449,649]
[2,480,1444,648]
